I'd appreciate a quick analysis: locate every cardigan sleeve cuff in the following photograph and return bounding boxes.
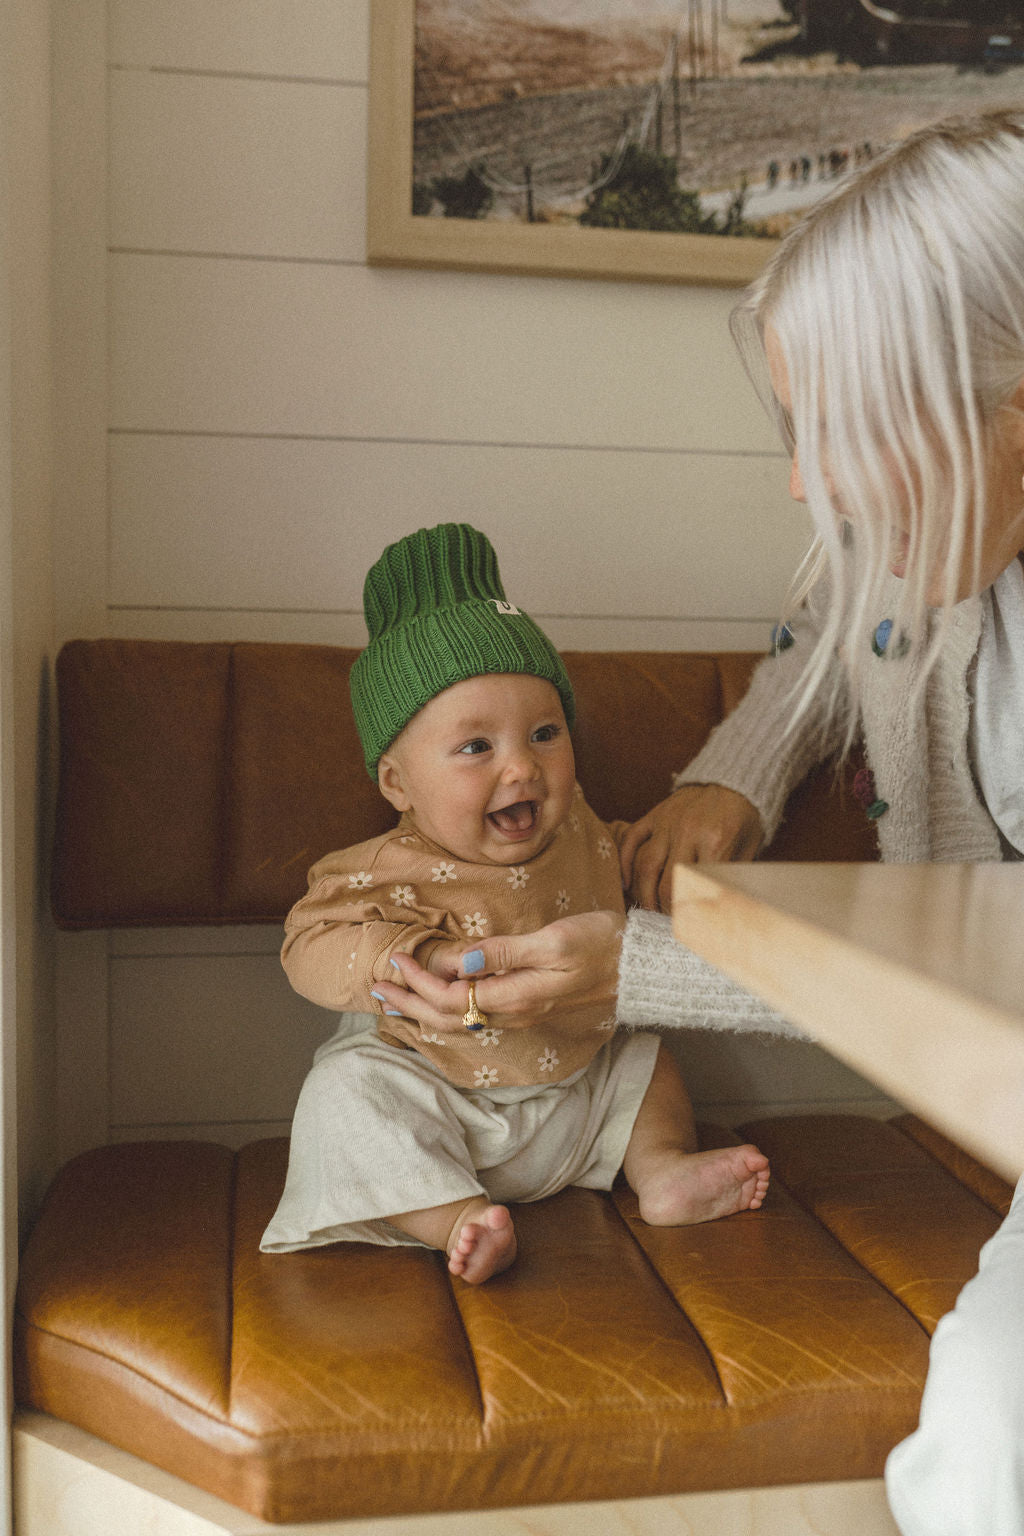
[616,906,807,1038]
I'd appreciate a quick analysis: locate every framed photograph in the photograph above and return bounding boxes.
[368,1,1024,287]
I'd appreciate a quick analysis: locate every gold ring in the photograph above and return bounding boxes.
[462,980,488,1032]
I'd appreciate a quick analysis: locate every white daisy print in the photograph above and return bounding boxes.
[569,813,581,833]
[597,836,613,859]
[390,885,415,907]
[477,1028,504,1046]
[555,889,570,914]
[420,1031,446,1045]
[538,1048,560,1073]
[348,870,373,889]
[347,949,357,972]
[474,1066,499,1088]
[431,861,457,883]
[597,1016,616,1032]
[400,835,417,845]
[462,912,488,937]
[507,866,530,889]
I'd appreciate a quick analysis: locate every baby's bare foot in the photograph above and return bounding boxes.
[634,1144,770,1227]
[447,1203,517,1284]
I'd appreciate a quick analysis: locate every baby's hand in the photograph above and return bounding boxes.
[421,940,471,981]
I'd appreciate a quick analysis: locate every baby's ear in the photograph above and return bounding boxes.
[377,753,412,813]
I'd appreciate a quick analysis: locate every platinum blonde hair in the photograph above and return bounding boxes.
[731,110,1024,720]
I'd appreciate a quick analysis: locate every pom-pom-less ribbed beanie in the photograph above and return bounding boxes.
[350,523,575,779]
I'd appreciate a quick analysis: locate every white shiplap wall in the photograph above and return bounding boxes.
[53,0,891,1164]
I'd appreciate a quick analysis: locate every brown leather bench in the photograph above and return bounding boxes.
[14,639,1012,1526]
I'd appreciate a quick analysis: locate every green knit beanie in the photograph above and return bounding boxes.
[350,523,575,779]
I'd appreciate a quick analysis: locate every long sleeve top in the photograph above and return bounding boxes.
[282,789,629,1089]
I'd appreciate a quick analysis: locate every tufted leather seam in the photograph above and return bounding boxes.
[889,1118,1012,1218]
[606,1197,730,1409]
[443,1266,496,1435]
[18,1321,239,1431]
[746,1168,937,1336]
[21,1316,498,1442]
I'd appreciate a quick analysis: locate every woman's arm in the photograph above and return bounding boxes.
[369,907,805,1039]
[623,594,850,910]
[372,911,625,1032]
[616,906,804,1036]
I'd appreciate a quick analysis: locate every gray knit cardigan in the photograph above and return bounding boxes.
[616,576,1002,1036]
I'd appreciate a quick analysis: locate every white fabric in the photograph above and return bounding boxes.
[970,557,1024,858]
[885,1172,1024,1536]
[617,906,807,1038]
[261,1015,660,1252]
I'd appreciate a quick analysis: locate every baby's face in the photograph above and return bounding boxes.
[377,674,576,866]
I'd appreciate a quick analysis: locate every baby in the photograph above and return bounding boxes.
[261,523,769,1283]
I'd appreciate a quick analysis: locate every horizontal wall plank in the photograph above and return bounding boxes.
[108,0,368,81]
[665,1031,886,1109]
[106,608,780,654]
[699,1097,901,1127]
[109,73,366,261]
[107,1102,901,1144]
[106,945,886,1132]
[108,435,804,616]
[109,256,777,451]
[109,1121,293,1149]
[108,954,335,1123]
[111,926,282,957]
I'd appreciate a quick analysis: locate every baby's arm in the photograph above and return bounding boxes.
[281,848,467,1013]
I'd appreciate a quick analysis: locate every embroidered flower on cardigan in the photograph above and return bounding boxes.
[597,836,613,859]
[431,862,457,883]
[507,866,529,888]
[477,1028,503,1046]
[348,871,372,889]
[462,912,488,937]
[474,1066,499,1087]
[555,890,570,913]
[419,1032,446,1045]
[538,1048,560,1073]
[390,885,415,907]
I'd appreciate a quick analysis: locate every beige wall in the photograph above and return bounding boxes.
[49,0,892,1164]
[2,0,57,1241]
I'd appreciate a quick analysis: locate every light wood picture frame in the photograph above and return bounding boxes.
[367,3,1024,290]
[367,1,772,287]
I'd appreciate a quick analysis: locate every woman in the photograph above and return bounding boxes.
[373,112,1024,1536]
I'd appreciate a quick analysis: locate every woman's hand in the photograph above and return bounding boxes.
[620,784,763,913]
[370,911,625,1034]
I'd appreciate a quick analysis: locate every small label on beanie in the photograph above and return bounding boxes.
[491,599,521,616]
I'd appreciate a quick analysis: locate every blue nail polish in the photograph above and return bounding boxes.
[390,957,401,969]
[385,1010,403,1017]
[464,949,484,974]
[370,990,385,1001]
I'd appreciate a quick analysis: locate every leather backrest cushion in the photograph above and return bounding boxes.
[52,640,876,928]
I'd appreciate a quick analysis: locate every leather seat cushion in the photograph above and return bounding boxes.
[14,1114,1007,1524]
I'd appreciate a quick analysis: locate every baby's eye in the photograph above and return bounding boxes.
[458,738,491,755]
[531,723,561,743]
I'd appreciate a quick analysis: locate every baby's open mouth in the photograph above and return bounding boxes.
[488,800,539,836]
